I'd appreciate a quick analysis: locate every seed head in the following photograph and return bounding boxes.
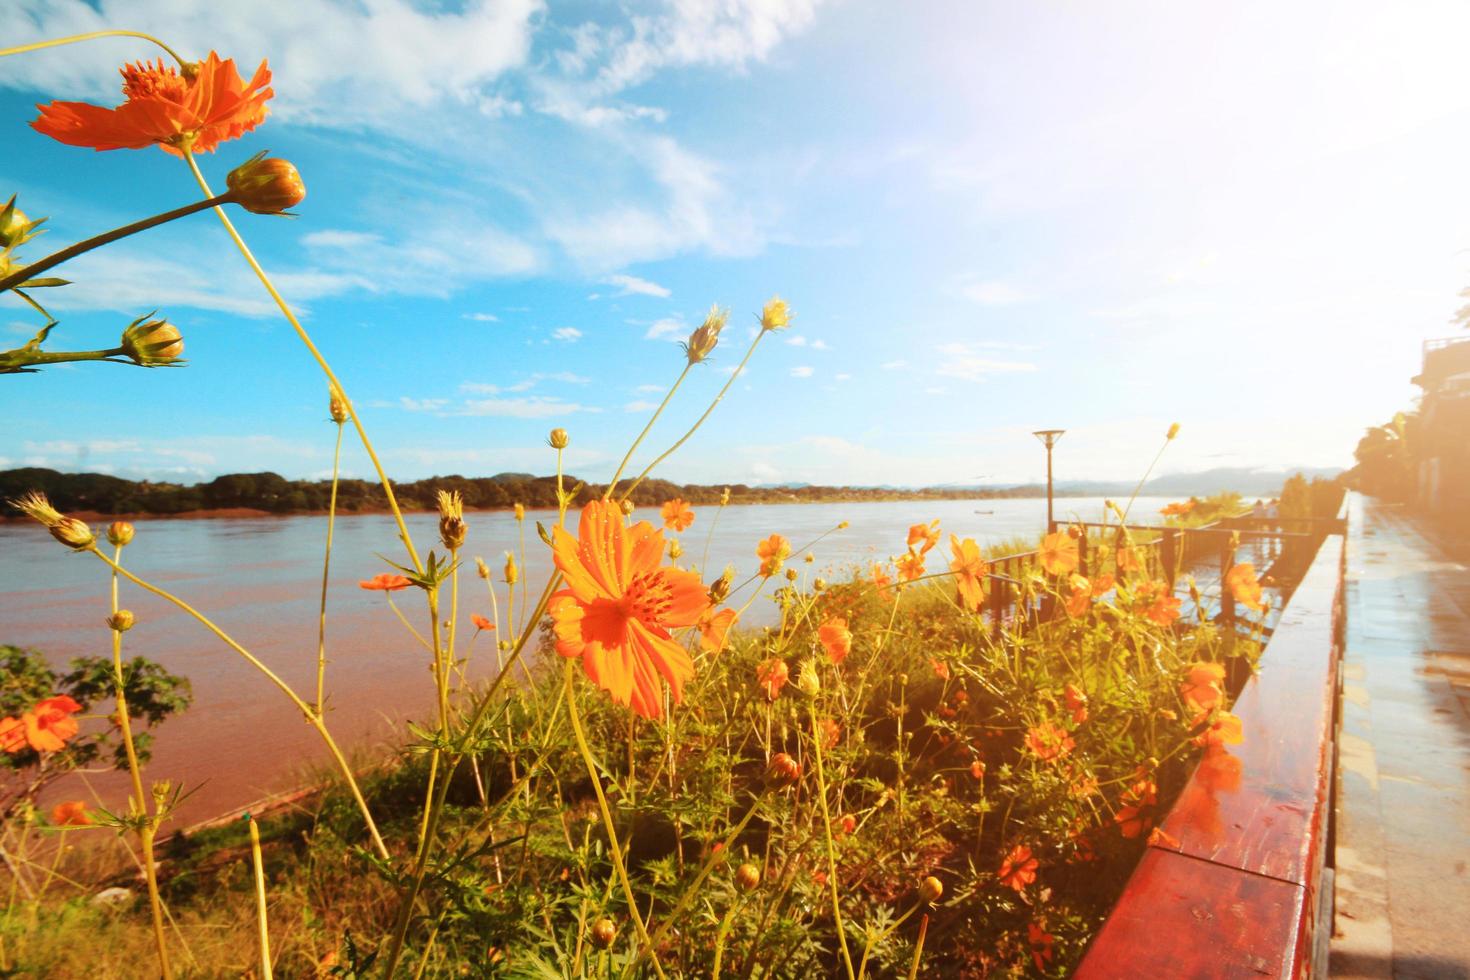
[759,295,791,332]
[329,389,349,424]
[108,609,135,632]
[620,499,635,516]
[796,660,820,698]
[707,566,735,605]
[813,577,827,592]
[226,153,306,215]
[107,521,135,547]
[119,315,184,367]
[735,862,762,892]
[514,503,525,522]
[436,490,466,550]
[683,304,729,364]
[668,539,683,560]
[503,551,519,585]
[590,917,617,949]
[720,487,731,506]
[475,557,491,580]
[1167,422,1181,440]
[548,427,569,450]
[10,491,94,550]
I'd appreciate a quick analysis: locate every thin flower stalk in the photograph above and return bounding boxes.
[812,711,857,980]
[246,815,273,980]
[0,30,185,66]
[108,540,172,979]
[179,148,423,575]
[86,548,389,859]
[619,330,768,500]
[314,413,345,715]
[606,361,694,497]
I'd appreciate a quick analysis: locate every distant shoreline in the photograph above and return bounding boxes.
[0,494,1066,524]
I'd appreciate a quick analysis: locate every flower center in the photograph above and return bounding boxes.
[121,61,190,103]
[622,570,674,626]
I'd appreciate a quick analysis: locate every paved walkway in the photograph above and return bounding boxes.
[1332,495,1470,980]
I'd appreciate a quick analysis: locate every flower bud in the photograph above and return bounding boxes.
[813,577,827,592]
[766,752,802,787]
[436,490,466,550]
[591,917,617,949]
[50,516,95,550]
[759,295,791,332]
[683,304,729,364]
[503,551,518,585]
[476,557,491,580]
[919,875,943,904]
[735,862,761,892]
[548,428,569,450]
[796,660,820,698]
[1167,422,1181,440]
[107,521,135,547]
[621,499,635,516]
[720,487,731,506]
[514,503,525,522]
[668,539,683,560]
[120,315,184,367]
[0,196,37,249]
[107,609,135,632]
[329,389,349,424]
[707,566,735,605]
[226,153,306,215]
[784,567,797,583]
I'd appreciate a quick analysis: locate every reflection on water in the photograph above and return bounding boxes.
[0,496,1169,826]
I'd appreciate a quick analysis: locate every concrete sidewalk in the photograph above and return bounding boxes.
[1332,495,1470,980]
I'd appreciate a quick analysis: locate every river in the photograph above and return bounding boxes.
[0,495,1172,826]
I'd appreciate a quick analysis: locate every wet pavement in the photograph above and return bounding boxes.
[1332,494,1470,980]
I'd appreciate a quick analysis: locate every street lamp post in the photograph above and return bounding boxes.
[1033,429,1065,533]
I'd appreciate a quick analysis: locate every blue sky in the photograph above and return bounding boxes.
[3,0,1469,488]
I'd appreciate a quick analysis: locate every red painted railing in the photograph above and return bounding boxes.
[1072,526,1345,978]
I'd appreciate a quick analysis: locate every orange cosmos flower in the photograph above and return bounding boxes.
[18,696,83,752]
[0,717,26,754]
[997,844,1038,892]
[907,520,940,555]
[948,535,988,611]
[470,614,494,631]
[1114,778,1158,838]
[1038,532,1079,576]
[32,52,273,156]
[1225,562,1265,611]
[1064,684,1088,724]
[697,606,737,652]
[838,813,857,835]
[548,500,707,719]
[1025,722,1074,762]
[50,800,91,826]
[360,573,412,592]
[819,718,841,750]
[1116,546,1142,574]
[817,617,852,664]
[1194,710,1244,749]
[895,549,926,583]
[1134,580,1180,626]
[970,759,986,779]
[930,658,951,681]
[660,498,694,532]
[1064,574,1092,618]
[1090,573,1115,596]
[756,534,791,577]
[1180,662,1225,711]
[1028,921,1056,972]
[756,658,789,700]
[870,562,895,601]
[1160,500,1195,517]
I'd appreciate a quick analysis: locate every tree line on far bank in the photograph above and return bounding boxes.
[0,467,1061,518]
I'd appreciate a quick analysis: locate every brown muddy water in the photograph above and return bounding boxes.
[0,496,1168,829]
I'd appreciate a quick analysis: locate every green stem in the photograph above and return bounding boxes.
[180,149,423,574]
[0,30,186,65]
[619,333,767,500]
[0,346,131,372]
[315,419,345,714]
[563,661,667,980]
[86,548,389,860]
[811,712,857,980]
[0,193,233,295]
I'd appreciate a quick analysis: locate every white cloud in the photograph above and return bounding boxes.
[624,400,661,412]
[933,343,1037,381]
[462,312,500,322]
[644,317,686,341]
[454,396,599,418]
[786,335,808,346]
[958,279,1026,306]
[635,383,664,392]
[881,359,908,370]
[400,396,449,412]
[810,339,830,350]
[790,365,814,378]
[834,372,851,381]
[302,223,540,296]
[0,0,543,130]
[602,273,672,298]
[552,326,583,342]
